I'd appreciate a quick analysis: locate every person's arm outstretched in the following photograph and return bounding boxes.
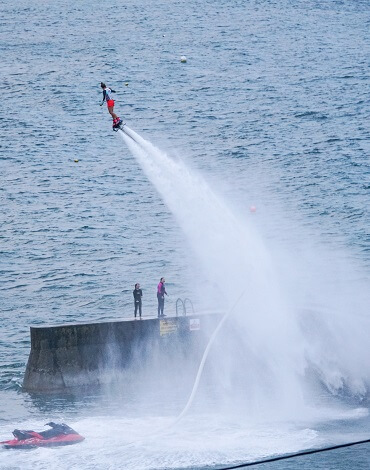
[100,89,107,106]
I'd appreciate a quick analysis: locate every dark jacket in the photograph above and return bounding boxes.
[133,288,143,303]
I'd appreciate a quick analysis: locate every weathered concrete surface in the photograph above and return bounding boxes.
[23,313,222,393]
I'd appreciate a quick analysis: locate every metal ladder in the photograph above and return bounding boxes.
[175,297,194,316]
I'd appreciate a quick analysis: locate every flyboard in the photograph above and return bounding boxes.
[112,119,126,132]
[114,122,140,143]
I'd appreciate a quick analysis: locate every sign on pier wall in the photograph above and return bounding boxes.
[160,318,178,336]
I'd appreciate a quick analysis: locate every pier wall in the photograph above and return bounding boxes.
[23,313,222,392]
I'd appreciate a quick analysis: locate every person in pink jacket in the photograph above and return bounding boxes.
[157,277,168,317]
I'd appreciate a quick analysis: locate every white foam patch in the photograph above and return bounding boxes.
[0,416,320,470]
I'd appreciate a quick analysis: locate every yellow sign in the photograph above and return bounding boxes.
[160,318,178,336]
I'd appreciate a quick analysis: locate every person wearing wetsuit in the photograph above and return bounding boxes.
[100,82,122,128]
[133,283,143,318]
[157,277,168,317]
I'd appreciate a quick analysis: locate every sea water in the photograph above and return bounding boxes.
[0,0,369,469]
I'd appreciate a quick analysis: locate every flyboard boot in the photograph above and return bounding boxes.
[112,117,125,131]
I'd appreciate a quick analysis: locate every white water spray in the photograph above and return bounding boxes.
[119,127,307,421]
[118,126,370,430]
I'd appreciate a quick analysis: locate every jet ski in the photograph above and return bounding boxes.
[1,422,84,449]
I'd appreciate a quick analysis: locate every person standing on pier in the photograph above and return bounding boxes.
[157,277,168,317]
[133,283,143,319]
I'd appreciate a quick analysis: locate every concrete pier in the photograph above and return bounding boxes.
[23,313,222,393]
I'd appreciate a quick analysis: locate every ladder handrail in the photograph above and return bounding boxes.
[175,298,185,317]
[184,298,194,314]
[176,298,194,316]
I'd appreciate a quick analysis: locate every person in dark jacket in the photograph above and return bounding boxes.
[157,277,168,317]
[133,283,143,318]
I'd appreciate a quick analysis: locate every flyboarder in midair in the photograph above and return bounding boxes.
[100,82,124,131]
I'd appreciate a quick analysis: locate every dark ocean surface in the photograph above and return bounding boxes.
[0,0,369,469]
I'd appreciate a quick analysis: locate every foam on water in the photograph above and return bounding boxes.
[0,415,320,470]
[2,407,369,470]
